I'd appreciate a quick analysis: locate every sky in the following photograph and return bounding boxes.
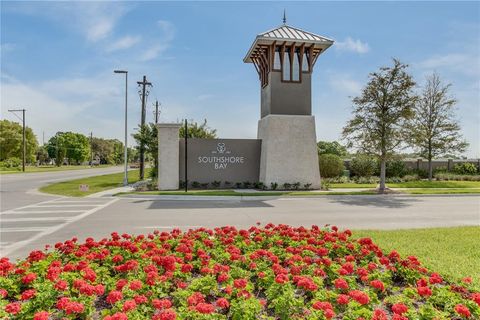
[1,1,479,157]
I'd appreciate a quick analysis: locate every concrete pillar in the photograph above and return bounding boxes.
[257,114,321,189]
[157,123,181,190]
[447,159,453,172]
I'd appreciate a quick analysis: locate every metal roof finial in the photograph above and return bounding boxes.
[283,9,287,25]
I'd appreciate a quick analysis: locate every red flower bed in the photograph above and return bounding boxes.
[0,224,479,319]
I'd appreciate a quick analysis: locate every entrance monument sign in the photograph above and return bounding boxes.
[179,139,261,185]
[157,20,333,190]
[244,23,333,189]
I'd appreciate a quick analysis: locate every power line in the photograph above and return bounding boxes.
[136,75,152,181]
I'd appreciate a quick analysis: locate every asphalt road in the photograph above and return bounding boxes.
[0,166,123,211]
[2,193,479,261]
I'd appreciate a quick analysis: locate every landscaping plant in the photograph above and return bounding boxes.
[1,225,478,319]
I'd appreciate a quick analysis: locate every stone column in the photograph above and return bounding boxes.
[257,114,321,189]
[157,123,181,190]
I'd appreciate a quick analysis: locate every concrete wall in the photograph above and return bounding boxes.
[261,72,311,118]
[157,123,181,190]
[258,114,321,188]
[179,139,261,186]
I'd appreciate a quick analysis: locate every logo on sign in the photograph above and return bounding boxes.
[198,142,245,170]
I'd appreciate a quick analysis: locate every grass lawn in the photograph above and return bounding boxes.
[330,180,480,189]
[119,190,378,197]
[330,183,377,188]
[404,188,480,194]
[0,164,115,174]
[39,169,148,197]
[389,180,480,188]
[353,226,480,287]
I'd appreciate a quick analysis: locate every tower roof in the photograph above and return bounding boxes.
[244,24,334,63]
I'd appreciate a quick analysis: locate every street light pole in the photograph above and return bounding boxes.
[8,108,26,172]
[114,70,129,186]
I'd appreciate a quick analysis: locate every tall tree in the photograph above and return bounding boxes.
[317,141,348,157]
[46,132,90,166]
[132,123,158,179]
[342,59,417,192]
[0,120,38,163]
[409,73,468,180]
[179,119,217,138]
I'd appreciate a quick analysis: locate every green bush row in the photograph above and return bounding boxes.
[320,154,479,179]
[179,181,313,191]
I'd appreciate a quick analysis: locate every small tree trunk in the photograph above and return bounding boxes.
[428,159,433,181]
[379,159,386,193]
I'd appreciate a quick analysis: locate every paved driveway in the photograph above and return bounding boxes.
[0,166,123,211]
[3,194,479,261]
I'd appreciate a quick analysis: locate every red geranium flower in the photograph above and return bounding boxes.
[5,302,21,314]
[33,311,49,320]
[216,298,230,308]
[106,290,123,304]
[122,299,137,312]
[370,280,385,291]
[195,302,215,314]
[153,309,176,320]
[417,286,432,297]
[336,294,350,305]
[334,278,349,290]
[392,303,408,315]
[454,304,471,318]
[348,290,370,305]
[233,278,247,289]
[21,272,36,284]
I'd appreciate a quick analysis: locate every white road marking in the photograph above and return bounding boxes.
[2,210,84,215]
[137,225,203,229]
[1,217,72,222]
[1,227,46,232]
[1,198,119,257]
[34,204,100,207]
[49,200,109,204]
[0,197,65,215]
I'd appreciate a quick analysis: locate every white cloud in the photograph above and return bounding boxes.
[106,35,141,52]
[4,2,129,43]
[1,43,16,53]
[328,74,363,95]
[335,37,370,54]
[140,20,175,61]
[417,53,479,77]
[0,73,136,144]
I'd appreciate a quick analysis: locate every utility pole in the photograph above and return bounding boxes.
[184,119,188,192]
[8,109,26,172]
[90,132,93,167]
[137,75,152,180]
[154,100,161,124]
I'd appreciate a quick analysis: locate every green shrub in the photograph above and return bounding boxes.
[402,174,420,182]
[411,168,429,179]
[435,173,480,181]
[386,160,408,178]
[353,176,379,184]
[453,162,478,175]
[350,155,377,177]
[0,157,22,169]
[319,154,345,178]
[433,166,448,174]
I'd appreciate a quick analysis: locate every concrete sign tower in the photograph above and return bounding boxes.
[244,21,333,189]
